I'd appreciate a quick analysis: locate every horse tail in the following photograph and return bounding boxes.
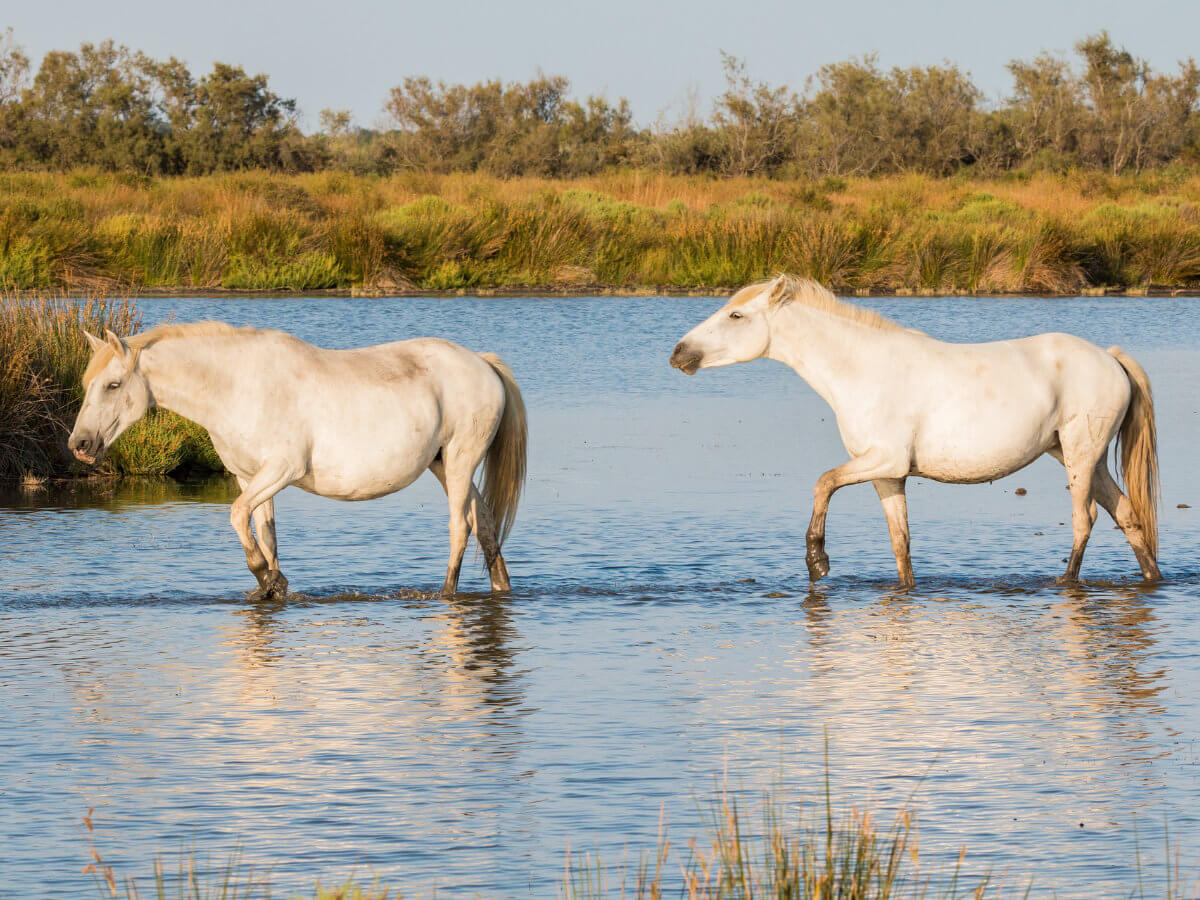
[478,353,527,547]
[1108,346,1159,561]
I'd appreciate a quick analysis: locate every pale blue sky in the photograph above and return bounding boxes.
[6,0,1199,130]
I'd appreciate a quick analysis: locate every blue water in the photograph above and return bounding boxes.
[2,295,1200,898]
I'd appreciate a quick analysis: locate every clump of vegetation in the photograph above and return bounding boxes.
[76,763,1197,898]
[564,782,983,899]
[3,170,1200,294]
[81,782,992,899]
[0,296,223,481]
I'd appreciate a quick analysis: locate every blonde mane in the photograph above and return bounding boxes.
[83,321,261,386]
[732,276,908,333]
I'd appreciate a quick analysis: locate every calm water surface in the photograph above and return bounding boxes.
[2,296,1200,898]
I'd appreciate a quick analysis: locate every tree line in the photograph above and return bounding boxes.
[0,29,1197,177]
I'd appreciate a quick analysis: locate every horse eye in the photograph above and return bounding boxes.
[729,311,744,320]
[107,381,121,391]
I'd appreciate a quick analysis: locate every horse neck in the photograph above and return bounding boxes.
[139,337,243,433]
[764,303,898,411]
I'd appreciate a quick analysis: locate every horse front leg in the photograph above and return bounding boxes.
[250,497,287,601]
[806,452,908,582]
[874,478,914,588]
[231,463,294,600]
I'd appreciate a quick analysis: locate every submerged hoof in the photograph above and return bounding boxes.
[249,570,288,602]
[489,558,512,592]
[806,551,830,582]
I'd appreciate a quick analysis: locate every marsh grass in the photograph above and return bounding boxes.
[563,773,994,900]
[76,780,1200,899]
[4,170,1200,294]
[0,295,224,480]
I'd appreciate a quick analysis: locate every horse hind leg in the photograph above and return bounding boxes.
[874,478,914,588]
[429,456,511,592]
[1051,432,1106,583]
[1091,460,1161,580]
[469,487,511,591]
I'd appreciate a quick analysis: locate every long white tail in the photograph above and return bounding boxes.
[1108,346,1159,561]
[479,353,527,547]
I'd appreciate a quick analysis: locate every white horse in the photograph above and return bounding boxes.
[670,276,1160,587]
[69,323,527,599]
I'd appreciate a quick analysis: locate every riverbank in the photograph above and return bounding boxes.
[3,169,1200,295]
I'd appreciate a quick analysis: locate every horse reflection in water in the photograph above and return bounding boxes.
[226,591,526,750]
[68,324,527,600]
[672,276,1161,587]
[795,580,1168,784]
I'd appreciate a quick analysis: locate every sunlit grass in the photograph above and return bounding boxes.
[3,170,1200,294]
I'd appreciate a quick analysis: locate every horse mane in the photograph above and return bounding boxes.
[733,275,909,333]
[83,321,262,386]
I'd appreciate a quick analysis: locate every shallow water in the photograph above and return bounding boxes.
[3,295,1200,898]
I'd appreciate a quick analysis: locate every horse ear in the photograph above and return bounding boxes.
[83,331,106,353]
[766,275,792,306]
[104,330,131,361]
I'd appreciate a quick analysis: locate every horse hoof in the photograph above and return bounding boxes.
[268,571,289,598]
[249,571,288,601]
[807,553,830,581]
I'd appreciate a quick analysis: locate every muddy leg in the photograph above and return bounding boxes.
[874,477,914,588]
[249,497,287,600]
[1092,462,1161,581]
[430,458,511,592]
[232,463,293,599]
[469,485,511,591]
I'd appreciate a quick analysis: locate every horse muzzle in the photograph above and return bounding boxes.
[670,342,703,375]
[69,434,104,465]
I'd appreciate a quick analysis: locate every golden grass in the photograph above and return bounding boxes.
[4,169,1200,295]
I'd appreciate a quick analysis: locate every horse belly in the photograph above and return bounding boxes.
[301,443,435,500]
[301,393,442,501]
[911,400,1057,484]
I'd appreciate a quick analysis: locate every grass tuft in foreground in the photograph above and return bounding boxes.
[563,775,993,900]
[77,774,1200,899]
